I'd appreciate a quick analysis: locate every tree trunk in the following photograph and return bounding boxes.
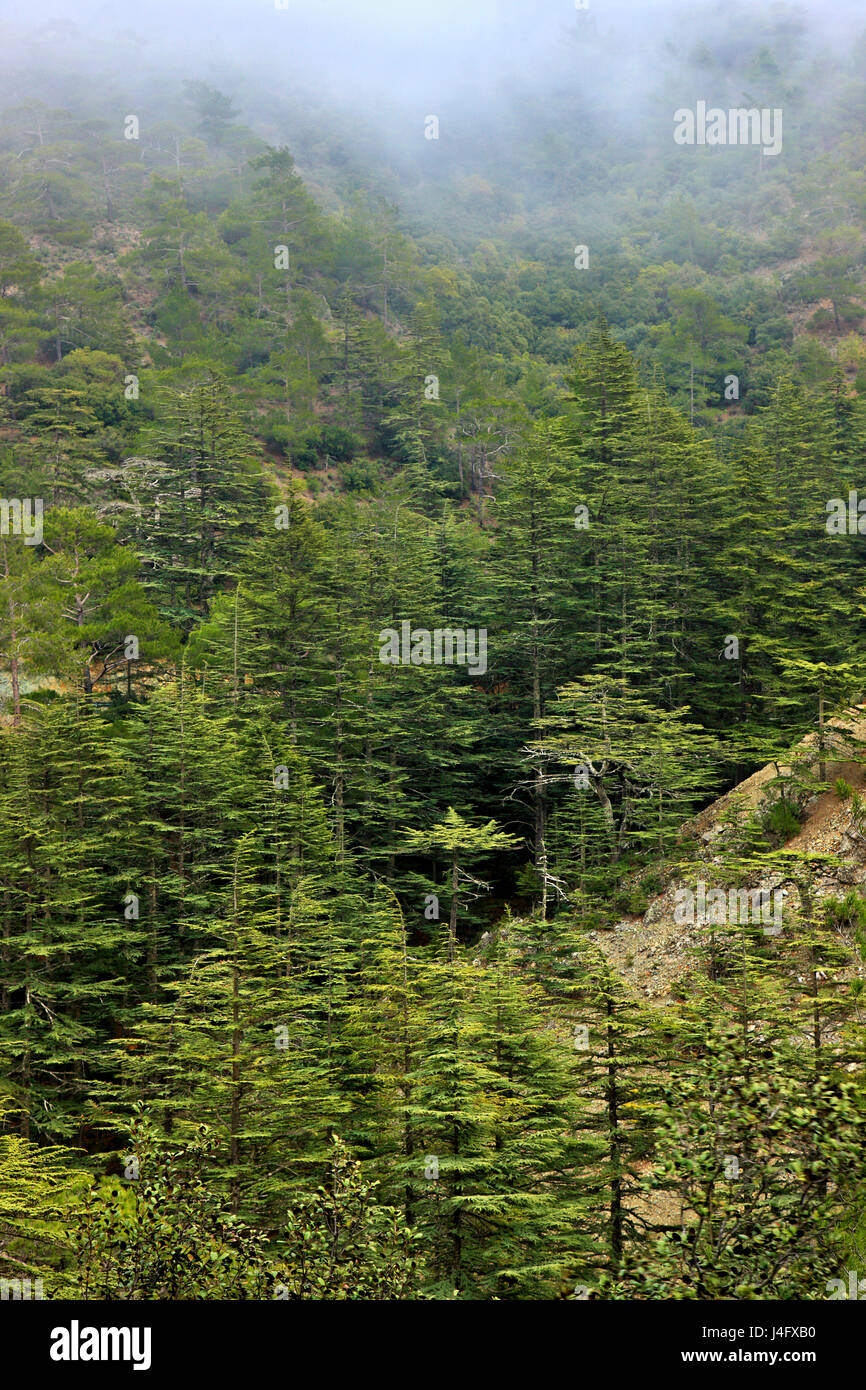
[449,850,459,960]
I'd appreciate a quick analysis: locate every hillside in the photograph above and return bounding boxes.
[600,711,866,1007]
[2,0,866,1315]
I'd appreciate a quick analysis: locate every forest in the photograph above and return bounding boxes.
[2,0,866,1308]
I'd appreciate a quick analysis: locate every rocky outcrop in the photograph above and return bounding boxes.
[597,709,866,1005]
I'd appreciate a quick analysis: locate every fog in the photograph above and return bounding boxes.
[2,0,865,236]
[4,0,866,110]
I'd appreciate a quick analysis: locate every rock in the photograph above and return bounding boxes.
[643,899,666,926]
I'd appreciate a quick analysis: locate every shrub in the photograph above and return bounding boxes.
[823,890,866,934]
[274,1136,419,1299]
[260,415,292,456]
[339,458,381,493]
[74,1121,273,1300]
[760,798,802,845]
[292,433,321,470]
[612,886,649,916]
[319,424,362,463]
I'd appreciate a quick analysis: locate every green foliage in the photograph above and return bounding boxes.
[823,890,866,934]
[275,1136,419,1299]
[604,1025,866,1300]
[760,798,803,845]
[3,28,866,1303]
[74,1120,275,1299]
[0,1098,79,1293]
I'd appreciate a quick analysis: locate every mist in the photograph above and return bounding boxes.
[4,0,866,122]
[2,0,865,258]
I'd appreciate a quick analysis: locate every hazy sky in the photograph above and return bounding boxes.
[2,0,865,126]
[6,0,865,69]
